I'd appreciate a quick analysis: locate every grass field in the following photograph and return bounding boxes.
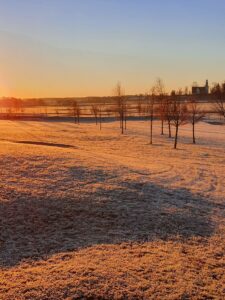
[0,119,224,299]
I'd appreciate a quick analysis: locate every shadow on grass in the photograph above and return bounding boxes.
[0,139,77,149]
[0,166,215,267]
[16,140,76,149]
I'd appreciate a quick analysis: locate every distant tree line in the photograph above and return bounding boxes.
[0,80,224,149]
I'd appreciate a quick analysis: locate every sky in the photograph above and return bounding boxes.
[0,0,225,98]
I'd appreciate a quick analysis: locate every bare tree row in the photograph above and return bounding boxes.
[113,80,207,149]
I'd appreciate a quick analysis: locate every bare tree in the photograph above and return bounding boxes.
[91,104,99,125]
[99,106,102,130]
[211,82,225,119]
[188,98,205,144]
[114,82,125,134]
[124,101,127,130]
[147,89,155,144]
[154,78,166,135]
[171,90,188,149]
[164,97,173,138]
[72,101,81,124]
[137,98,142,117]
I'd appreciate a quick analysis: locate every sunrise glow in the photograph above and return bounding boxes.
[0,1,224,299]
[1,0,225,98]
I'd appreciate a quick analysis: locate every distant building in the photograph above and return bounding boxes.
[192,80,209,95]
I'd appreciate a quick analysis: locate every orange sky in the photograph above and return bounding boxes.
[1,0,225,98]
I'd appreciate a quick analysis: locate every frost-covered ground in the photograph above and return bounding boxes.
[0,119,224,299]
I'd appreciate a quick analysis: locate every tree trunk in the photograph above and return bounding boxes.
[150,115,153,144]
[99,110,102,130]
[121,112,124,134]
[168,120,171,138]
[161,119,164,135]
[192,121,195,144]
[174,124,179,149]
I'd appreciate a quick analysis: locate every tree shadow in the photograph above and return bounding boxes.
[0,166,215,267]
[16,140,76,149]
[0,139,77,149]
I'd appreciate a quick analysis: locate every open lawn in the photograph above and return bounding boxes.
[0,119,224,299]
